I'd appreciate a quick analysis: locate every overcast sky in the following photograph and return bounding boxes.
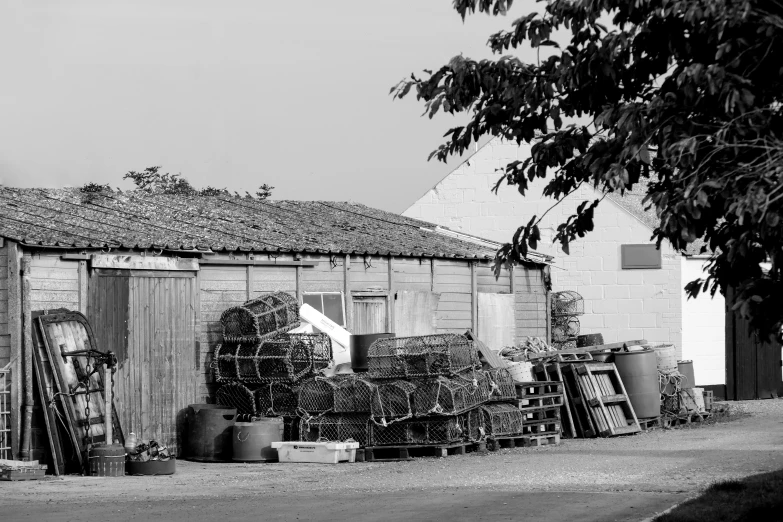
[0,0,542,213]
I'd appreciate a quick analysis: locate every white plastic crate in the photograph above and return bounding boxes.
[271,441,359,464]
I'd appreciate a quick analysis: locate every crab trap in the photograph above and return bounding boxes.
[367,334,480,379]
[551,290,584,316]
[220,291,300,343]
[299,414,370,446]
[466,403,525,440]
[334,376,379,414]
[372,380,417,420]
[297,377,345,414]
[368,415,467,447]
[412,373,491,416]
[551,315,580,343]
[214,333,332,384]
[486,367,517,401]
[255,382,300,416]
[216,382,259,419]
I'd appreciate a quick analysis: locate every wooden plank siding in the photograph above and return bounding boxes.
[28,256,80,312]
[432,260,472,334]
[0,243,9,366]
[513,264,548,339]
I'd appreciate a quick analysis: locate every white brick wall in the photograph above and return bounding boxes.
[404,138,685,357]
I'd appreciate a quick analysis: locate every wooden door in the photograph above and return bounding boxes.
[88,271,197,454]
[353,297,387,334]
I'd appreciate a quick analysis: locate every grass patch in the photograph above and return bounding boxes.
[656,469,783,522]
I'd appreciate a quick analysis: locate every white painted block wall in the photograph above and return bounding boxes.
[681,257,726,385]
[405,138,683,357]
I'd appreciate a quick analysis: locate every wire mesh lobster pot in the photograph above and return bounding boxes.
[255,382,299,416]
[551,290,584,316]
[371,380,417,420]
[486,367,517,402]
[214,343,241,382]
[466,403,525,440]
[334,376,379,414]
[298,377,343,414]
[368,416,467,446]
[215,382,259,419]
[367,334,480,379]
[412,373,491,416]
[221,291,300,343]
[551,315,580,342]
[299,414,370,446]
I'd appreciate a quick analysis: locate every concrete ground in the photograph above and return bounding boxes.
[2,400,782,522]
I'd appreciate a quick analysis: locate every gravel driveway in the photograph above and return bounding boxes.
[2,399,782,521]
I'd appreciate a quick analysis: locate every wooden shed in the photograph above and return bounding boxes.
[0,187,552,458]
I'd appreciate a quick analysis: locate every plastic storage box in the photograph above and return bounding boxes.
[271,441,359,463]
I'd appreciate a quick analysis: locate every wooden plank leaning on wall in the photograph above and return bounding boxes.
[7,241,21,458]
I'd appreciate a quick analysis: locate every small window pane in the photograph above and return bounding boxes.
[621,244,662,269]
[322,293,345,325]
[303,294,323,313]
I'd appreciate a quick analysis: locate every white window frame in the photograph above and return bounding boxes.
[302,291,346,327]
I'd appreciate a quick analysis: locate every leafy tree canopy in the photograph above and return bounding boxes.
[393,0,783,340]
[80,166,274,200]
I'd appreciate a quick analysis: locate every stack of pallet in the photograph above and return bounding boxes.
[511,380,564,449]
[530,346,642,438]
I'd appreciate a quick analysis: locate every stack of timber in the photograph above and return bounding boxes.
[30,310,125,475]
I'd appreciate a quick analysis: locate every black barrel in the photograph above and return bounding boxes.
[350,333,395,372]
[185,404,237,462]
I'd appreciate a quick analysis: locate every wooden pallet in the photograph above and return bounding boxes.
[534,363,578,438]
[568,363,641,437]
[661,412,711,428]
[521,407,560,424]
[515,381,563,398]
[363,441,481,462]
[556,353,594,363]
[487,431,561,450]
[517,394,564,410]
[521,420,560,436]
[527,340,648,361]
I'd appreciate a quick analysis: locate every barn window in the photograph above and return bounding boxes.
[303,292,345,326]
[621,244,662,269]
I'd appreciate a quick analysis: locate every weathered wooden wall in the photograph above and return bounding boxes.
[28,255,81,312]
[0,242,9,369]
[514,264,549,339]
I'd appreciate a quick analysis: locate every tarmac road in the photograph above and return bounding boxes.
[2,400,782,522]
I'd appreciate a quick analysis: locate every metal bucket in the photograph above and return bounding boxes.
[185,404,237,462]
[677,360,696,388]
[88,443,125,477]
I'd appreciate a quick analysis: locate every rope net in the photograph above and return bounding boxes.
[334,375,379,414]
[214,343,240,382]
[215,382,259,418]
[551,290,584,316]
[367,334,480,379]
[466,403,525,439]
[220,291,300,343]
[368,415,467,446]
[298,377,342,413]
[255,382,299,416]
[412,373,490,416]
[299,414,370,446]
[551,315,580,343]
[486,367,517,401]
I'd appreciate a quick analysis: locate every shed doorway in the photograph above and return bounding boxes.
[352,296,387,334]
[87,270,198,455]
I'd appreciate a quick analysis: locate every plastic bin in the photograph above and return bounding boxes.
[271,441,359,463]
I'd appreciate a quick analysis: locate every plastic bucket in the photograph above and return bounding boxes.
[613,350,661,419]
[350,333,395,372]
[507,361,535,383]
[185,404,237,462]
[677,360,696,388]
[233,418,285,462]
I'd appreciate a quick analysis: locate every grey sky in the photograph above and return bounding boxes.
[0,0,541,213]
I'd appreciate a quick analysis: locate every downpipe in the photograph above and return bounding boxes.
[19,257,33,460]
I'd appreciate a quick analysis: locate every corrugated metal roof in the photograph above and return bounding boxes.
[0,187,546,262]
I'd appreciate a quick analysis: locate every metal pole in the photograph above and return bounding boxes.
[104,363,112,444]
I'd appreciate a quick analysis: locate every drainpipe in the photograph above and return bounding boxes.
[20,257,33,460]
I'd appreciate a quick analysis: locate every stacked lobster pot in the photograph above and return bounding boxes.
[294,333,522,451]
[214,292,332,439]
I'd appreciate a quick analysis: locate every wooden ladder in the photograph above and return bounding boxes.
[569,363,641,437]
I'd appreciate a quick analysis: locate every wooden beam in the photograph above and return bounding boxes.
[91,255,199,271]
[199,258,317,267]
[388,256,395,332]
[77,261,88,315]
[246,264,253,302]
[7,241,21,458]
[430,258,435,293]
[525,340,649,361]
[295,266,303,304]
[470,261,478,333]
[344,255,352,331]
